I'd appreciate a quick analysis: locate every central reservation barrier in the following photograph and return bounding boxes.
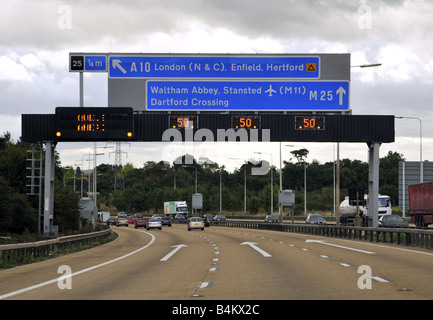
[210,220,433,250]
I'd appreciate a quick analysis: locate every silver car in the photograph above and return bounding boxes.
[146,218,162,230]
[188,217,205,231]
[116,217,129,227]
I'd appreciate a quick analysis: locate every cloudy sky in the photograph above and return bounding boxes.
[1,0,433,171]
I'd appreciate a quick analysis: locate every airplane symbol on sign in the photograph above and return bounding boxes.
[265,85,277,97]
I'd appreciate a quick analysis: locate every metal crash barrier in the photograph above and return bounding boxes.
[0,228,112,267]
[210,220,433,249]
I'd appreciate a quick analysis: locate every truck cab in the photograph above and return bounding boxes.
[377,195,392,217]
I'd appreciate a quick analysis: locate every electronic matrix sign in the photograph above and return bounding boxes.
[54,107,134,141]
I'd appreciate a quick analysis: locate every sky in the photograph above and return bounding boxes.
[1,0,433,172]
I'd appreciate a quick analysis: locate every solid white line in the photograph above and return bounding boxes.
[306,239,375,255]
[307,236,433,257]
[0,229,156,300]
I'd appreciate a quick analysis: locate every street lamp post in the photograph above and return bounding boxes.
[230,158,247,214]
[335,62,382,225]
[254,151,273,214]
[350,63,382,68]
[396,116,423,218]
[279,144,295,222]
[182,165,197,193]
[395,116,423,182]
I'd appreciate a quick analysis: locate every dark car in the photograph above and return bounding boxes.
[134,218,147,229]
[378,214,408,228]
[161,217,172,227]
[202,216,210,227]
[204,214,214,221]
[106,217,117,226]
[306,214,327,225]
[174,214,186,220]
[214,214,226,221]
[265,214,279,223]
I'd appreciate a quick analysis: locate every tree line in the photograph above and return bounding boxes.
[70,149,404,216]
[0,133,79,236]
[0,132,405,236]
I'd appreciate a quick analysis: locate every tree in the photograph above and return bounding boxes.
[290,148,309,163]
[0,176,37,233]
[379,151,405,205]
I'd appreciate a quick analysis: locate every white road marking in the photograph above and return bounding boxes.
[199,282,213,288]
[241,242,272,257]
[339,263,353,267]
[306,239,375,255]
[0,229,156,300]
[160,244,187,262]
[371,276,390,283]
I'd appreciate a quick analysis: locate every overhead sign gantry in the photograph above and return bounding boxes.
[23,52,391,236]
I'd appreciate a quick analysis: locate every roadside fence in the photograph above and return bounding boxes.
[0,228,112,267]
[211,220,433,250]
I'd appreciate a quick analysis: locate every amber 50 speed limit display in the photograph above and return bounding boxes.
[169,115,198,129]
[232,116,261,129]
[295,116,325,130]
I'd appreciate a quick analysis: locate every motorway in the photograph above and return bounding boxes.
[1,223,433,300]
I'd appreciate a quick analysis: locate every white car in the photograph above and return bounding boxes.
[146,218,162,230]
[188,217,205,231]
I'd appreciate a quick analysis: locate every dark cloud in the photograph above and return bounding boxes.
[1,0,433,165]
[0,0,419,50]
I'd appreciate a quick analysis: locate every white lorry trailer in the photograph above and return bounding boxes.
[98,212,111,223]
[339,194,391,225]
[164,201,189,218]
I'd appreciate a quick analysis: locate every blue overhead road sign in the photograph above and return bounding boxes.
[146,80,349,111]
[109,55,320,79]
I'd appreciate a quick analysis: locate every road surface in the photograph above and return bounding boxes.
[1,224,433,300]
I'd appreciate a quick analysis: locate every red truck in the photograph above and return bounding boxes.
[408,182,433,227]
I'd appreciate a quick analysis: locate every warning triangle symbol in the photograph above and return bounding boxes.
[306,63,316,72]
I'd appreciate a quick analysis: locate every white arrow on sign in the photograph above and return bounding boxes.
[160,244,187,261]
[241,242,272,257]
[112,59,127,74]
[336,87,346,106]
[306,239,375,255]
